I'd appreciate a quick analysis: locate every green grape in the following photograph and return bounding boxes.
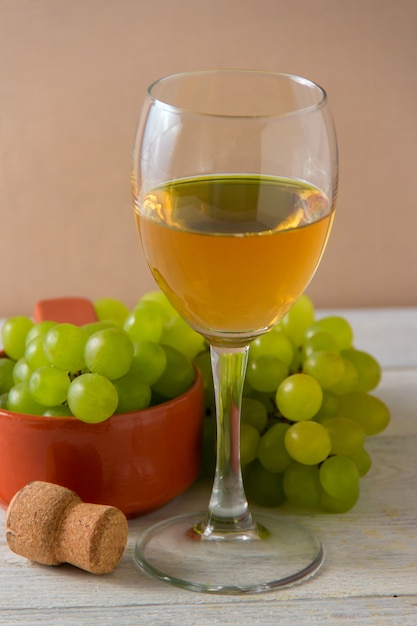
[0,358,15,394]
[288,345,302,374]
[112,371,151,413]
[348,447,372,477]
[319,455,360,499]
[302,331,340,358]
[338,391,390,435]
[25,321,57,346]
[194,350,215,413]
[240,423,260,466]
[1,316,34,360]
[7,381,45,415]
[84,328,134,380]
[243,388,276,414]
[241,397,268,432]
[0,393,9,409]
[25,336,51,370]
[134,298,172,324]
[246,355,288,393]
[320,489,359,513]
[313,390,340,422]
[132,299,174,335]
[202,414,216,443]
[328,358,359,395]
[138,290,178,321]
[285,420,332,465]
[44,324,87,373]
[160,315,205,360]
[258,422,292,473]
[43,404,74,417]
[194,349,211,381]
[302,351,346,389]
[93,297,130,326]
[341,348,382,392]
[305,316,353,351]
[131,340,167,386]
[13,358,32,384]
[82,320,117,337]
[283,462,322,508]
[244,461,286,507]
[123,303,164,342]
[249,331,294,366]
[279,294,315,346]
[67,373,118,423]
[322,416,366,456]
[29,366,71,407]
[275,373,323,421]
[201,415,216,476]
[133,292,171,324]
[151,345,195,399]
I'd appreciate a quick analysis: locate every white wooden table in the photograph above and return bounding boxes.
[0,308,416,625]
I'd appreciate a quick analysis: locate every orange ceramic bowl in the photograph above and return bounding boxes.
[0,368,204,518]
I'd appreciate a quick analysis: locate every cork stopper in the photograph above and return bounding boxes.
[5,481,128,575]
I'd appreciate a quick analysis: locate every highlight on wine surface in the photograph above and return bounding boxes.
[131,70,339,594]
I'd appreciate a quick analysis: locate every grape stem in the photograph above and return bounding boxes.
[195,344,260,540]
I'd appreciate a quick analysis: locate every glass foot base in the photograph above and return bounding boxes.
[134,511,324,594]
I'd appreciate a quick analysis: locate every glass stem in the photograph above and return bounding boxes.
[200,344,257,539]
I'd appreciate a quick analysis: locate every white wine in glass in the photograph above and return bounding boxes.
[131,70,338,594]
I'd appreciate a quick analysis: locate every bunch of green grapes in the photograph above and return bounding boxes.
[0,292,205,424]
[0,291,390,514]
[197,294,390,514]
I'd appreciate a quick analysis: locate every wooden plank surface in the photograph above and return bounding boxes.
[0,311,416,625]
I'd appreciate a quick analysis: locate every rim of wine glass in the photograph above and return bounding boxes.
[146,69,328,119]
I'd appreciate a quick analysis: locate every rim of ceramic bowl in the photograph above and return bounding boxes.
[0,365,203,426]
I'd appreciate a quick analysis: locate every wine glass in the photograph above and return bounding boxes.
[131,70,338,594]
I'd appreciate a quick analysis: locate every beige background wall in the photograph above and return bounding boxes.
[1,0,416,317]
